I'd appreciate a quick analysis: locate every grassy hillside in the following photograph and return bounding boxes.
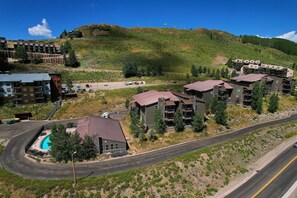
[65,24,297,72]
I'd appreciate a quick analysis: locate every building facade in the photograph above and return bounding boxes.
[132,90,205,128]
[49,73,62,101]
[13,40,60,54]
[76,116,127,154]
[184,80,233,103]
[0,37,7,49]
[0,73,62,104]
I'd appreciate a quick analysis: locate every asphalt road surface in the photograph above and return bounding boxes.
[1,114,297,179]
[226,147,297,198]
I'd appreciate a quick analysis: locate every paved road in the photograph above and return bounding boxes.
[1,114,297,179]
[226,147,297,198]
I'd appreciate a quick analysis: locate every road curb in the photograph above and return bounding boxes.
[282,180,297,198]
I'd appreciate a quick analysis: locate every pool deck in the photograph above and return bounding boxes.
[30,130,51,153]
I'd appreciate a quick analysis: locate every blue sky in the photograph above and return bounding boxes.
[1,0,297,42]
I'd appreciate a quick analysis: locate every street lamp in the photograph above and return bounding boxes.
[71,151,77,186]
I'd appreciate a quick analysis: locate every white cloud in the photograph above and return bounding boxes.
[28,18,54,38]
[277,31,297,43]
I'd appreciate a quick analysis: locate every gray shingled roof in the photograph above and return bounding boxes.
[0,73,51,82]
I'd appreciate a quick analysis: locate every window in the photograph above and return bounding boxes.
[7,88,11,92]
[6,82,10,86]
[111,144,113,150]
[115,144,118,149]
[24,94,27,96]
[30,93,34,97]
[30,88,34,92]
[23,88,27,92]
[105,145,109,150]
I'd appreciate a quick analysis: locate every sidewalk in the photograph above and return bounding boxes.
[214,136,297,198]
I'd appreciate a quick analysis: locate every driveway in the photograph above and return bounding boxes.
[1,115,297,179]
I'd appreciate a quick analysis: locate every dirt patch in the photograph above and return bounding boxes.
[213,55,228,65]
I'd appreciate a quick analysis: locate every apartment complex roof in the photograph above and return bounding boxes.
[133,90,179,106]
[0,73,51,82]
[184,80,233,92]
[77,116,126,143]
[231,74,267,83]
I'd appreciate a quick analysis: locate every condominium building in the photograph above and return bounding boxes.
[0,73,62,104]
[132,90,205,128]
[13,40,60,54]
[0,37,7,49]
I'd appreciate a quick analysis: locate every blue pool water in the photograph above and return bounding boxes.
[40,135,51,150]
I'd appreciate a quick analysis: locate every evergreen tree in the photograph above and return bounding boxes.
[224,68,229,78]
[123,63,138,78]
[66,49,80,67]
[82,136,97,160]
[202,66,207,74]
[136,87,144,94]
[60,29,68,38]
[231,70,237,77]
[210,97,219,114]
[15,46,28,63]
[207,68,211,76]
[268,93,279,113]
[69,132,83,161]
[60,40,72,54]
[153,109,166,134]
[192,113,204,132]
[198,66,203,74]
[66,79,73,92]
[139,132,147,143]
[148,129,158,142]
[191,64,198,77]
[174,109,184,132]
[251,82,264,114]
[130,111,141,138]
[214,69,221,80]
[49,124,72,163]
[125,98,130,109]
[220,68,225,78]
[215,102,227,125]
[225,58,233,67]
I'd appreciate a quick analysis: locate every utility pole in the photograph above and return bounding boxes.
[71,151,77,187]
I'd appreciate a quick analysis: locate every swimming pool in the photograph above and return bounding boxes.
[40,135,51,150]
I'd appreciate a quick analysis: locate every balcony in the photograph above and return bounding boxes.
[165,118,174,122]
[35,94,44,99]
[182,108,193,113]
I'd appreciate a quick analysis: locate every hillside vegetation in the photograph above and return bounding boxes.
[65,24,297,72]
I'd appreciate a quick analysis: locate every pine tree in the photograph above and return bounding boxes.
[231,70,237,77]
[123,63,138,78]
[207,68,211,76]
[202,66,207,74]
[198,66,203,74]
[225,58,233,67]
[148,129,158,142]
[214,69,221,80]
[174,109,184,132]
[81,136,97,160]
[139,132,147,143]
[66,49,80,67]
[60,40,72,54]
[153,109,166,134]
[191,64,198,77]
[252,82,264,114]
[215,102,227,125]
[49,124,72,163]
[69,132,83,161]
[220,68,225,78]
[192,113,204,132]
[268,94,279,113]
[210,97,219,114]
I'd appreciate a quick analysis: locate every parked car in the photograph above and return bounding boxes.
[294,142,297,148]
[0,119,2,124]
[7,119,15,124]
[104,83,108,86]
[86,84,90,88]
[125,82,133,86]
